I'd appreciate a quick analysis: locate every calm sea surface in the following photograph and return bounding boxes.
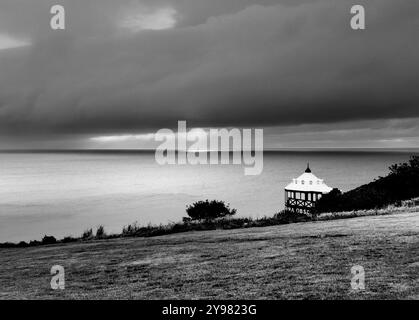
[0,150,417,242]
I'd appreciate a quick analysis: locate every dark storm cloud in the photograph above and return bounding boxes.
[0,0,418,136]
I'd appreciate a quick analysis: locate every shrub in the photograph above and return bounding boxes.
[185,200,237,221]
[0,242,16,248]
[61,236,77,243]
[182,217,192,223]
[95,225,106,239]
[273,210,312,223]
[29,240,41,246]
[122,222,141,237]
[313,188,342,214]
[41,235,57,245]
[17,241,28,248]
[82,228,93,240]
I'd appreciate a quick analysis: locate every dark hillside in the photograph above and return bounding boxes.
[315,156,419,213]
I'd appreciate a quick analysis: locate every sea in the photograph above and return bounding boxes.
[0,149,417,242]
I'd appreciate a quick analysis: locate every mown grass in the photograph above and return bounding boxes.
[0,211,417,299]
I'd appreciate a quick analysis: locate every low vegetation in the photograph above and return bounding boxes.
[120,209,310,239]
[0,209,312,248]
[2,204,415,248]
[82,228,94,240]
[95,225,107,239]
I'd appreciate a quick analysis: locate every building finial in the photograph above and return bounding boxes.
[305,162,311,173]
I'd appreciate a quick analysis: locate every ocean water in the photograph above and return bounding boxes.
[0,150,417,242]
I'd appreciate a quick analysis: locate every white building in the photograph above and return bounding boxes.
[285,164,333,214]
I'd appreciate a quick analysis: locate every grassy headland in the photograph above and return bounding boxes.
[0,211,417,299]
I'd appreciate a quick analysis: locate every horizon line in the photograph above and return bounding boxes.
[0,147,418,153]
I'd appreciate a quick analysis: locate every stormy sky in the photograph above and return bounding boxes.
[0,0,418,149]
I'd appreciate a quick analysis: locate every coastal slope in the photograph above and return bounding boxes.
[0,212,417,299]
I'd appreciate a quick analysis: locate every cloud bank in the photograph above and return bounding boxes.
[0,0,418,147]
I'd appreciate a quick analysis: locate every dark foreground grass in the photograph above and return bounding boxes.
[0,211,417,299]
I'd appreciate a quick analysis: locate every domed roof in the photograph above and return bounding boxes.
[285,165,332,193]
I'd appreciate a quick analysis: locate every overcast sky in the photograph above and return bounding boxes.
[0,0,418,149]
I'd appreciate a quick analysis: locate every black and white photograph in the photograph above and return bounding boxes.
[0,0,418,306]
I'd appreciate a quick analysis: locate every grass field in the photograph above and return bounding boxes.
[0,212,417,299]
